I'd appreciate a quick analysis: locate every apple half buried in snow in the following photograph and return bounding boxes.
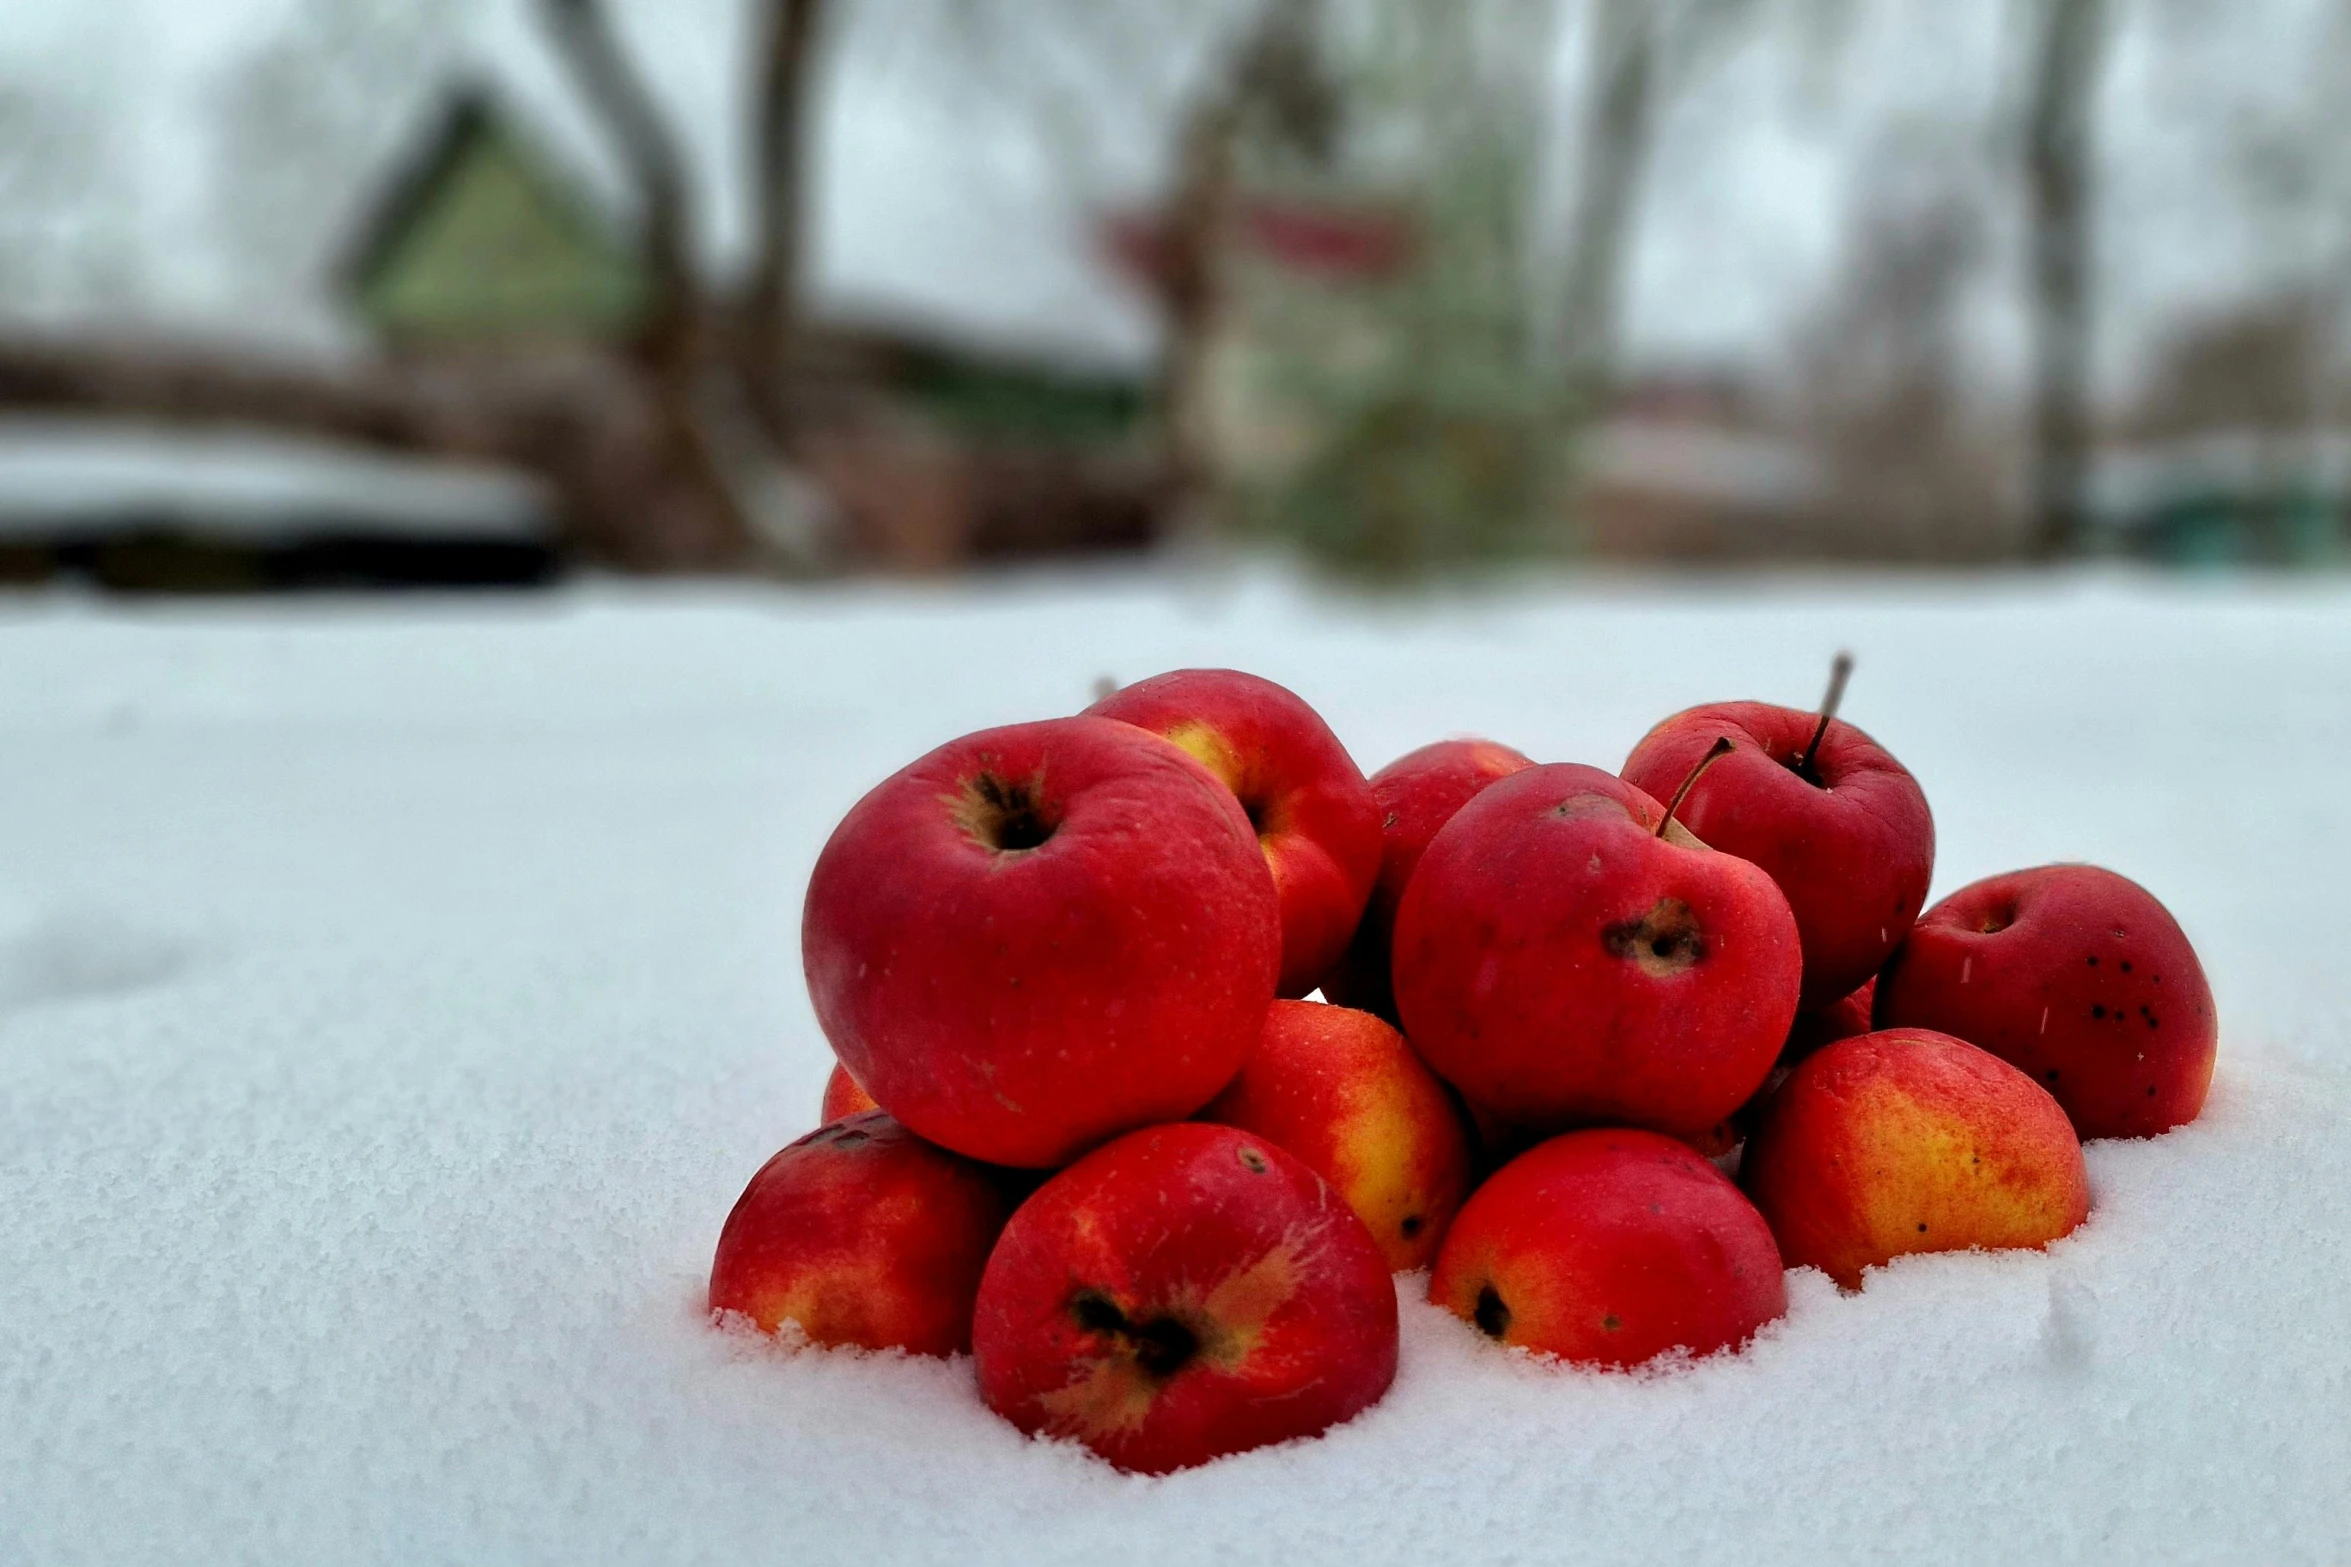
[972,1123,1397,1474]
[1430,1128,1786,1368]
[708,1111,1021,1355]
[1739,1028,2091,1289]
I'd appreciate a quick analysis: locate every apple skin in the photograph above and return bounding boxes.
[708,1111,1020,1355]
[1323,738,1536,1019]
[1873,865,2217,1139]
[1392,763,1802,1141]
[1088,670,1381,999]
[819,1062,877,1124]
[1198,999,1476,1271]
[1783,977,1877,1066]
[804,715,1280,1168]
[1430,1128,1785,1368]
[1622,702,1933,1009]
[1739,1028,2090,1289]
[973,1122,1398,1475]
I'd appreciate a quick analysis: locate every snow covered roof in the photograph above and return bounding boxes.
[0,416,552,541]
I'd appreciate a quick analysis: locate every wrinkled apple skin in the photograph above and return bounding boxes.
[1740,1028,2091,1289]
[1874,865,2217,1139]
[1089,669,1381,999]
[1200,999,1475,1270]
[1430,1128,1785,1368]
[1393,763,1801,1140]
[708,1112,1020,1355]
[1323,738,1534,1019]
[972,1122,1397,1475]
[804,716,1280,1168]
[1623,703,1933,1008]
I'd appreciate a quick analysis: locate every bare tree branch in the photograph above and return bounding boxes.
[744,0,828,435]
[2023,0,2110,559]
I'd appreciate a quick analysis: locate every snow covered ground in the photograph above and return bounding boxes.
[3,567,2347,1565]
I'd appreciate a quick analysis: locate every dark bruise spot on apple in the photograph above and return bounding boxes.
[1604,898,1705,978]
[1601,1313,1623,1333]
[1916,1222,1928,1233]
[954,770,1059,853]
[1473,1284,1511,1340]
[1236,1145,1269,1174]
[2091,1005,2106,1019]
[1400,1214,1424,1239]
[1068,1291,1200,1377]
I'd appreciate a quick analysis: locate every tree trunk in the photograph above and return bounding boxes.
[744,0,827,438]
[1557,0,1658,418]
[539,0,751,562]
[2024,0,2109,560]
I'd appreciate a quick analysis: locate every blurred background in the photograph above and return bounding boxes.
[0,0,2346,591]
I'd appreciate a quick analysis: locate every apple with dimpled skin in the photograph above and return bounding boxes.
[1739,1027,2090,1289]
[1431,1128,1785,1367]
[803,715,1280,1168]
[1873,865,2217,1139]
[1322,738,1535,1019]
[1199,998,1475,1271]
[1393,760,1802,1141]
[972,1122,1398,1475]
[1087,669,1382,999]
[1621,687,1934,1010]
[708,1110,1020,1354]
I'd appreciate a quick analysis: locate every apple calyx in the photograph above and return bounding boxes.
[954,769,1059,852]
[1793,650,1856,783]
[1071,1292,1202,1377]
[1656,736,1736,839]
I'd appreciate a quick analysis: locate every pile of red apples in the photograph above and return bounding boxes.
[710,661,2218,1475]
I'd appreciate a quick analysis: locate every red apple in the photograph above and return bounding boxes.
[1621,686,1933,1009]
[1323,738,1535,1018]
[708,1111,1019,1355]
[1199,998,1475,1270]
[1740,1028,2090,1289]
[1392,761,1801,1140]
[1873,865,2217,1139]
[803,715,1280,1168]
[972,1122,1398,1474]
[820,1062,876,1123]
[1088,669,1381,998]
[1429,1128,1785,1368]
[1783,977,1876,1066]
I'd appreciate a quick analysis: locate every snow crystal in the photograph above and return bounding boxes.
[2,567,2346,1564]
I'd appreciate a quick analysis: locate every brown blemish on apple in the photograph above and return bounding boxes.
[1473,1284,1511,1339]
[1236,1145,1269,1174]
[1604,898,1706,978]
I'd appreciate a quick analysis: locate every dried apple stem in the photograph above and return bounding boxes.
[1798,651,1855,776]
[1657,737,1735,838]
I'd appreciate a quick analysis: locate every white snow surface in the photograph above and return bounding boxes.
[2,566,2347,1565]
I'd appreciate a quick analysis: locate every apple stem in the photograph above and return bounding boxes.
[1798,651,1855,776]
[1657,736,1735,838]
